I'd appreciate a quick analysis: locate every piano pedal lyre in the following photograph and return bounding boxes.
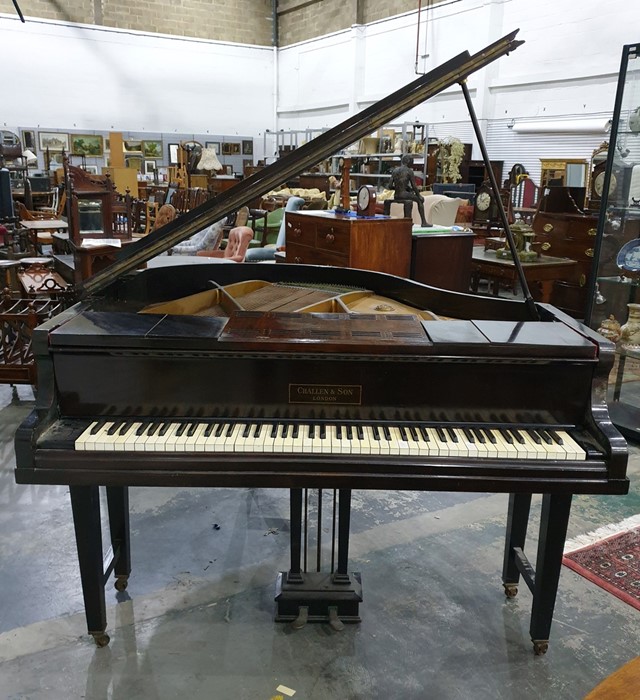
[291,605,309,630]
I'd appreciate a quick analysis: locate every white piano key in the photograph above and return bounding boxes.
[555,430,586,460]
[75,421,100,451]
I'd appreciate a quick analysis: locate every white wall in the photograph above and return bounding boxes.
[0,14,274,139]
[275,0,640,181]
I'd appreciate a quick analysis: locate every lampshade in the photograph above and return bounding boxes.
[22,149,37,164]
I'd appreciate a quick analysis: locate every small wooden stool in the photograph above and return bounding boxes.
[0,259,21,292]
[585,656,640,699]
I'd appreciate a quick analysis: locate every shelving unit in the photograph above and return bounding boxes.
[585,41,640,441]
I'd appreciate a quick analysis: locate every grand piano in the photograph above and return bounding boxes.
[14,31,628,655]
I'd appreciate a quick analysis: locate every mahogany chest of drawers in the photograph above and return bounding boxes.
[285,211,412,278]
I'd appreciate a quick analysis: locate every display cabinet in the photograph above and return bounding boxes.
[586,42,640,441]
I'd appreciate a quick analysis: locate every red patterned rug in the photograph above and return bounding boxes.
[563,525,640,611]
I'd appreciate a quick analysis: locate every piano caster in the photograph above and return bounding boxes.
[532,640,549,655]
[291,606,309,630]
[90,631,110,648]
[328,606,345,632]
[114,575,129,592]
[503,583,518,598]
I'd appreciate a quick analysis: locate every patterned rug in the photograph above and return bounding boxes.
[563,520,640,611]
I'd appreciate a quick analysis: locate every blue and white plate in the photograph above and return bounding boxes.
[617,238,640,272]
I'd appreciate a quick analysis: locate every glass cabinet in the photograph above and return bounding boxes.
[586,42,640,440]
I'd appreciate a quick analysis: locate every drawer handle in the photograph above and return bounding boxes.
[325,233,335,243]
[541,242,551,251]
[543,223,554,233]
[292,227,302,238]
[294,256,302,263]
[585,248,594,258]
[588,228,597,237]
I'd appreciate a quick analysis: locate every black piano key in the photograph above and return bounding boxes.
[90,421,104,435]
[500,429,514,444]
[270,423,278,438]
[537,429,553,444]
[356,425,364,440]
[158,422,171,437]
[204,423,216,437]
[408,426,419,441]
[445,427,458,443]
[472,428,485,443]
[309,424,315,439]
[281,424,289,439]
[484,429,497,444]
[511,429,525,444]
[225,423,236,437]
[107,421,122,436]
[319,425,326,439]
[382,425,392,441]
[436,427,447,442]
[147,423,161,437]
[136,423,148,436]
[372,425,380,441]
[242,423,252,438]
[419,426,430,442]
[119,421,133,435]
[292,424,299,439]
[336,424,342,440]
[187,423,199,437]
[548,429,564,445]
[462,427,475,443]
[528,430,542,444]
[399,426,409,441]
[346,425,353,440]
[176,423,188,437]
[253,423,262,438]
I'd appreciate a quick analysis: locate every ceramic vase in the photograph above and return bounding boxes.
[620,303,640,349]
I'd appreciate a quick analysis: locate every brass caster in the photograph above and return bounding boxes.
[91,631,110,648]
[114,575,129,592]
[503,583,518,599]
[291,606,308,630]
[533,640,549,655]
[328,606,344,632]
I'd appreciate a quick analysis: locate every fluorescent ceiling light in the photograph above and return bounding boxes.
[511,118,612,134]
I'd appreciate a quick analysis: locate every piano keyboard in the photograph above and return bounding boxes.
[73,420,587,460]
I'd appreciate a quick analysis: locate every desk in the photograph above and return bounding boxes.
[470,247,577,303]
[19,219,68,233]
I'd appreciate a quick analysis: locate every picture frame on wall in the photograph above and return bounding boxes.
[124,140,143,153]
[21,130,35,151]
[125,156,143,171]
[242,139,253,155]
[168,143,179,165]
[71,134,104,157]
[144,160,157,176]
[38,131,70,152]
[205,141,220,154]
[142,140,162,158]
[84,165,99,175]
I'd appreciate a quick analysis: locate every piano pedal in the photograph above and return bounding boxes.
[328,606,344,632]
[291,605,309,630]
[503,583,518,598]
[114,575,129,592]
[90,631,110,648]
[532,639,549,655]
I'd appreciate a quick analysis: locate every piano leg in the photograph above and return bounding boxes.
[106,486,131,592]
[69,485,110,647]
[529,494,572,655]
[286,488,304,585]
[502,492,572,655]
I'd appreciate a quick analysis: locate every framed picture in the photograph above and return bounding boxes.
[38,131,70,152]
[168,143,179,165]
[84,165,99,174]
[242,139,253,155]
[243,159,253,172]
[225,165,233,176]
[142,140,162,158]
[104,138,110,153]
[21,130,35,150]
[144,160,157,175]
[125,156,143,171]
[205,141,220,154]
[71,134,104,157]
[123,140,142,153]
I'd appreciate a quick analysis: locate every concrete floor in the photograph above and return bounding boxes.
[1,382,640,700]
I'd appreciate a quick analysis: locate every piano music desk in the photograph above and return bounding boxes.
[470,246,578,302]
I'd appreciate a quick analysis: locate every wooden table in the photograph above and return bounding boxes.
[470,246,577,303]
[19,219,68,232]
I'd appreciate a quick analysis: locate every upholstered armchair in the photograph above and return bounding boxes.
[197,226,254,262]
[170,220,224,255]
[245,196,305,261]
[388,194,465,227]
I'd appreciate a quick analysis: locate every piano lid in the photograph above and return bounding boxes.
[78,30,524,299]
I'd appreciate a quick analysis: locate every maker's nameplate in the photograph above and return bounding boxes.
[289,384,362,405]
